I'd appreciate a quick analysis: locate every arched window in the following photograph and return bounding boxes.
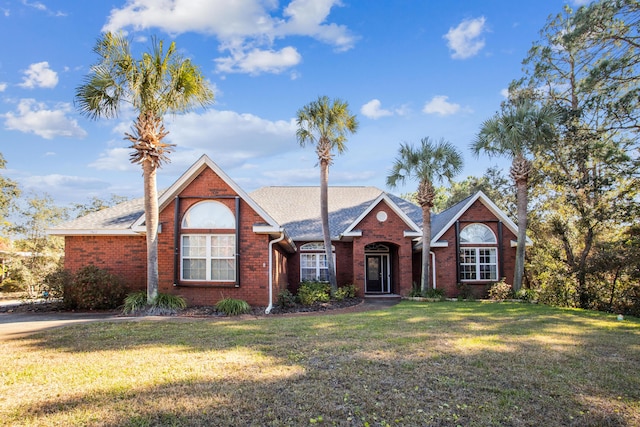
[182,201,235,229]
[181,201,236,282]
[459,223,498,281]
[459,223,496,244]
[300,242,335,282]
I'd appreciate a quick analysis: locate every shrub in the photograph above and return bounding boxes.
[334,283,357,301]
[216,298,251,316]
[488,279,514,301]
[422,288,445,300]
[516,288,538,302]
[43,268,73,299]
[276,289,296,308]
[63,265,127,310]
[297,281,331,306]
[122,291,187,315]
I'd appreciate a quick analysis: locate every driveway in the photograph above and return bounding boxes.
[0,311,131,340]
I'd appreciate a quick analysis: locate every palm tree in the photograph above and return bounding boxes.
[471,99,557,292]
[296,96,358,293]
[75,33,214,303]
[387,138,463,293]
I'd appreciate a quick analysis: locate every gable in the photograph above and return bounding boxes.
[342,194,422,239]
[431,191,520,245]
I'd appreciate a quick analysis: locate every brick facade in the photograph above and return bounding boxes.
[60,159,517,307]
[429,199,517,298]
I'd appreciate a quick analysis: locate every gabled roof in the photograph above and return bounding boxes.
[49,155,282,236]
[341,192,422,238]
[430,191,520,244]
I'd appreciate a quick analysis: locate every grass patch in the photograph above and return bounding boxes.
[1,301,639,426]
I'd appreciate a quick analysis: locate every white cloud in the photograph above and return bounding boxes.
[215,46,302,75]
[91,108,298,172]
[500,88,510,98]
[0,82,7,92]
[3,99,87,139]
[422,95,462,116]
[102,0,355,75]
[361,99,394,119]
[444,16,487,59]
[18,61,59,89]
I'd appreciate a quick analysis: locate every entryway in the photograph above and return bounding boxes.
[365,243,391,294]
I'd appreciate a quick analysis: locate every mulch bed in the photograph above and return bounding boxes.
[0,297,366,317]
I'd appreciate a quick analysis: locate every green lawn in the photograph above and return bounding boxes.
[1,301,639,426]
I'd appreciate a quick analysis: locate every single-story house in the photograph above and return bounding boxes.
[49,154,519,308]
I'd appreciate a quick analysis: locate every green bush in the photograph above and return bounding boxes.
[43,268,73,299]
[216,298,251,316]
[515,288,538,302]
[276,289,296,308]
[422,288,445,299]
[488,279,514,301]
[122,291,187,315]
[297,281,331,306]
[63,265,127,310]
[334,283,357,301]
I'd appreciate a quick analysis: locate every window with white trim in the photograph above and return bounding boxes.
[181,201,236,282]
[459,247,498,281]
[300,242,335,282]
[459,223,498,281]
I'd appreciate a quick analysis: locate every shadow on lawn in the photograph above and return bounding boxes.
[6,301,640,426]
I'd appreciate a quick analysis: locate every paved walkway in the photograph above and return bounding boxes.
[0,298,400,341]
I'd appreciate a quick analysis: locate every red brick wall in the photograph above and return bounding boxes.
[156,167,274,306]
[63,235,147,291]
[352,200,415,297]
[64,167,283,308]
[429,199,517,298]
[287,240,353,294]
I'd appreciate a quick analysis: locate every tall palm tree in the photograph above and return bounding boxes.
[471,99,557,292]
[75,32,214,303]
[296,96,358,293]
[387,138,463,293]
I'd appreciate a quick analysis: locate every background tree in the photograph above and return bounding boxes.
[0,153,21,230]
[517,1,639,309]
[9,194,67,297]
[75,33,214,303]
[73,194,129,218]
[387,137,463,292]
[296,96,358,293]
[471,99,558,292]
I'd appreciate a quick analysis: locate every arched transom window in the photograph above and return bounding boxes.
[181,201,236,283]
[459,223,498,282]
[459,223,496,244]
[182,201,235,229]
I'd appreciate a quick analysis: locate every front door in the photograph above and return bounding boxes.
[365,254,389,293]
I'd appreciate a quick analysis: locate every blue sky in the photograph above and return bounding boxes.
[0,0,589,207]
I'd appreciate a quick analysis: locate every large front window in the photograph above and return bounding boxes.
[299,242,335,282]
[459,223,498,282]
[181,201,236,283]
[182,235,236,281]
[459,248,498,281]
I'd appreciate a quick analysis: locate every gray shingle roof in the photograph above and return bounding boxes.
[49,197,144,233]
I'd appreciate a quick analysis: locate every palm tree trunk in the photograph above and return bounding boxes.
[143,159,159,304]
[421,206,431,292]
[319,159,337,293]
[513,176,528,293]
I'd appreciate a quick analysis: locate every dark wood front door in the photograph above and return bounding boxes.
[365,254,389,293]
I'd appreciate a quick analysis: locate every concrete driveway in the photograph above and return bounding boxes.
[0,311,131,340]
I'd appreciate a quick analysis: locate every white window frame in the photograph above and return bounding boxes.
[181,234,236,282]
[459,247,498,281]
[300,242,336,282]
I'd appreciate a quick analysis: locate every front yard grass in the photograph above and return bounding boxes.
[1,301,639,426]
